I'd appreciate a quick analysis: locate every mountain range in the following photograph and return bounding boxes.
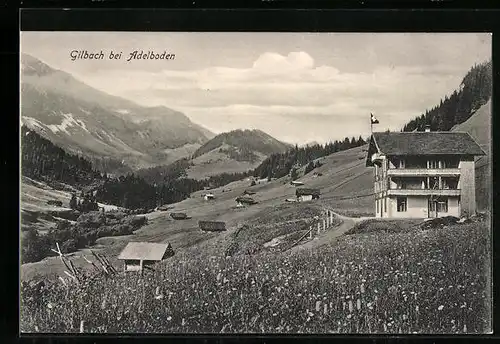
[21,54,214,171]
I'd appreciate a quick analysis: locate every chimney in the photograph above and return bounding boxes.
[424,125,431,132]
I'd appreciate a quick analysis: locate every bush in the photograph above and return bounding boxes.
[60,239,78,254]
[21,229,51,264]
[105,211,127,220]
[22,213,148,262]
[305,161,315,174]
[77,212,106,229]
[57,220,72,231]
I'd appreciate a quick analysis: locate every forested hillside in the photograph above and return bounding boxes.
[253,136,366,179]
[402,60,492,132]
[21,126,252,210]
[21,126,105,187]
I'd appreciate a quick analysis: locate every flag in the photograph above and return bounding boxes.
[370,113,379,124]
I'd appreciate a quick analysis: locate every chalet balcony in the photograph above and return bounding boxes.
[387,168,460,177]
[387,189,460,197]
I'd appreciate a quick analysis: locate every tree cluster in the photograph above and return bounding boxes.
[69,191,99,213]
[402,60,492,132]
[21,211,148,264]
[253,136,366,179]
[21,126,104,187]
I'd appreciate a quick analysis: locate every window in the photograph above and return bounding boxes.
[428,199,436,212]
[397,197,407,212]
[428,160,438,169]
[376,199,379,213]
[384,197,387,213]
[398,159,405,169]
[437,197,448,212]
[429,197,448,212]
[442,178,458,189]
[430,177,439,189]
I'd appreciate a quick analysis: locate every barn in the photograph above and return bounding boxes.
[118,242,175,273]
[170,212,188,220]
[235,196,258,206]
[203,193,215,201]
[296,188,320,202]
[199,220,226,232]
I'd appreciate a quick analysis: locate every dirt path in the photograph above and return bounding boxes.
[291,210,372,252]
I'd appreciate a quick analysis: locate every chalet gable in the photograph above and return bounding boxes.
[366,131,485,167]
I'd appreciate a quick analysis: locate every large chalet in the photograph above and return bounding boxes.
[366,127,485,219]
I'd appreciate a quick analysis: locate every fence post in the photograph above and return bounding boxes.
[309,226,313,239]
[80,320,85,333]
[317,222,321,234]
[323,219,326,231]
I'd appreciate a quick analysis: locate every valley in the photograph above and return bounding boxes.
[19,44,492,334]
[20,144,374,281]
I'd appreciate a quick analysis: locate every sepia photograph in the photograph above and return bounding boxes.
[19,32,492,334]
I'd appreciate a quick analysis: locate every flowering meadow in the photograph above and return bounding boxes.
[20,218,491,334]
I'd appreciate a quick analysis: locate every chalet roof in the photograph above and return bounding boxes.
[118,242,169,261]
[296,188,320,196]
[170,212,187,219]
[367,131,485,164]
[236,196,257,204]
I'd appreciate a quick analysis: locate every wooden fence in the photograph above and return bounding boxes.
[289,209,337,249]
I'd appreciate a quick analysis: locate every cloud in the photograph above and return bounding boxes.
[67,49,488,144]
[252,51,315,72]
[94,52,458,116]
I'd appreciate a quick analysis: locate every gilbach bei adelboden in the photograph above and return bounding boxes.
[70,50,176,62]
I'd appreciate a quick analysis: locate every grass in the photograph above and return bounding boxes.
[20,218,491,334]
[345,219,423,235]
[21,145,375,280]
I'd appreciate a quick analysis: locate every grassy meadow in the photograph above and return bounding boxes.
[20,217,491,334]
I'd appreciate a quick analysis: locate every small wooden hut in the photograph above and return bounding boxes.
[118,242,175,273]
[199,221,226,232]
[243,190,256,195]
[296,188,320,202]
[235,196,258,206]
[170,212,188,220]
[203,193,215,201]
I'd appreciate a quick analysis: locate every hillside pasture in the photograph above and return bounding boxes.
[20,145,376,281]
[20,218,491,334]
[186,148,264,179]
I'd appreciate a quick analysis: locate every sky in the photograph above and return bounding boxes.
[21,32,491,145]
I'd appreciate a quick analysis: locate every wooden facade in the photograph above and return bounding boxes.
[170,212,188,220]
[367,131,485,219]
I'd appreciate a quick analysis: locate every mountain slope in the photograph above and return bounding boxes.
[186,129,292,179]
[21,54,214,171]
[451,100,491,211]
[21,144,374,281]
[451,99,491,153]
[403,60,492,132]
[192,129,291,160]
